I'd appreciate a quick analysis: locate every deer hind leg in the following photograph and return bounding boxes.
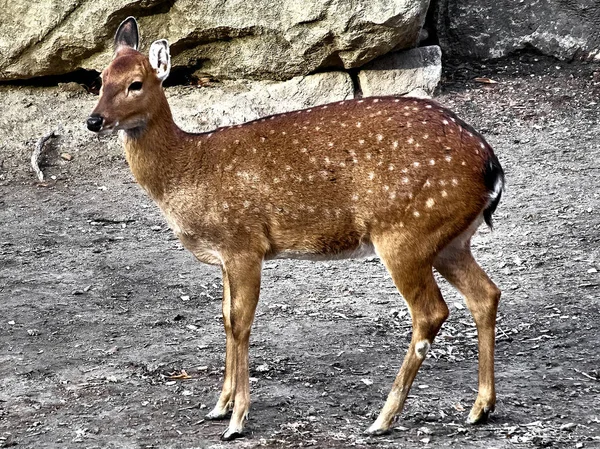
[366,237,449,435]
[434,239,501,424]
[206,267,236,420]
[218,254,262,441]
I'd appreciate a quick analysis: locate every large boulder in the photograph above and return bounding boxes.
[173,72,355,130]
[0,0,430,81]
[435,0,600,61]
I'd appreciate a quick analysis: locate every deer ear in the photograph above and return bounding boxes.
[149,39,171,82]
[114,17,139,51]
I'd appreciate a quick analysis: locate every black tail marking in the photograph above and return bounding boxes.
[483,154,504,229]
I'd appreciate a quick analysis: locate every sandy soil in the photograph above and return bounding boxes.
[1,54,599,448]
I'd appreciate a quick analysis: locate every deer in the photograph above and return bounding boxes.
[87,17,504,441]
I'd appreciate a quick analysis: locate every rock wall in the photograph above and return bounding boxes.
[435,0,600,61]
[0,0,430,81]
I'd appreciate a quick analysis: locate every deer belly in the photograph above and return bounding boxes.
[271,241,376,261]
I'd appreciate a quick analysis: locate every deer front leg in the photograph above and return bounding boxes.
[207,268,236,420]
[219,254,262,441]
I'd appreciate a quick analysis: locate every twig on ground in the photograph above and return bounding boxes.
[573,368,598,381]
[31,129,58,181]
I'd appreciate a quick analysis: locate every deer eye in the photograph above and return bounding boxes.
[128,81,143,92]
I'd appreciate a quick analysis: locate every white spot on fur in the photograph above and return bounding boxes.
[429,159,435,165]
[408,137,414,144]
[393,141,398,149]
[425,104,432,109]
[442,119,449,125]
[452,179,458,186]
[377,134,383,142]
[356,122,362,128]
[352,194,359,201]
[388,164,394,171]
[359,139,365,145]
[373,98,379,103]
[441,190,448,197]
[423,134,429,139]
[413,162,420,167]
[315,126,321,131]
[413,211,420,217]
[402,177,409,184]
[480,142,486,149]
[369,172,375,180]
[328,142,334,147]
[445,155,452,162]
[415,340,430,359]
[426,198,435,208]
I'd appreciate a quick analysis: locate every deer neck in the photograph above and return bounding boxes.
[122,97,186,202]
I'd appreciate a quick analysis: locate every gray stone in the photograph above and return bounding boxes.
[170,71,354,131]
[0,0,430,81]
[435,0,600,61]
[357,46,442,98]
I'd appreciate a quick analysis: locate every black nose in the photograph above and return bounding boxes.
[87,115,104,132]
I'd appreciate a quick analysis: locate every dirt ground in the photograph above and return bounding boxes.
[1,54,599,449]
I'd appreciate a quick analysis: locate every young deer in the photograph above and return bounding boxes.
[87,17,504,440]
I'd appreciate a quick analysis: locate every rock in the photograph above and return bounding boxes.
[357,46,442,98]
[0,0,430,81]
[435,0,600,61]
[172,71,354,131]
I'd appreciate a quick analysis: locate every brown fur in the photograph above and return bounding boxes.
[90,45,503,439]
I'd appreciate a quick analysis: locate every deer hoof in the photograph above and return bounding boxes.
[221,427,245,441]
[364,424,392,436]
[467,404,494,424]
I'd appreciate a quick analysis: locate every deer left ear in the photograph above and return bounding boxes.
[114,17,139,52]
[149,39,171,82]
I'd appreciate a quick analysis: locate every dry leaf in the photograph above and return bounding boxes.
[474,77,499,84]
[167,369,192,380]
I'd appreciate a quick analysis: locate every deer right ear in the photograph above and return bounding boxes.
[114,17,139,52]
[149,39,171,82]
